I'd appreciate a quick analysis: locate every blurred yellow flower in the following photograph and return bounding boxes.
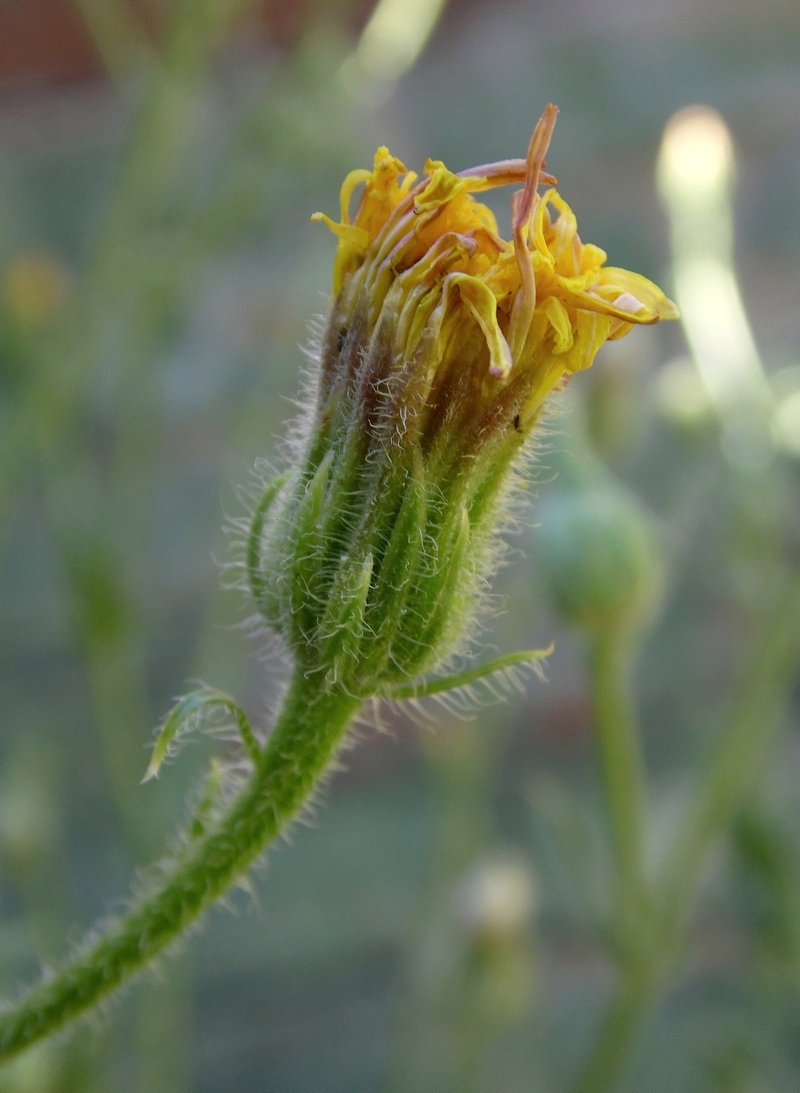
[3,253,69,329]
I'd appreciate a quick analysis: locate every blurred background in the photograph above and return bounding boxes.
[1,0,799,1090]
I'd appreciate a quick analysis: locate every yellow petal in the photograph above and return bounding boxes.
[542,296,574,354]
[579,242,607,272]
[339,169,373,224]
[310,212,370,249]
[449,273,513,379]
[416,161,469,213]
[596,267,680,321]
[562,310,612,373]
[545,191,580,274]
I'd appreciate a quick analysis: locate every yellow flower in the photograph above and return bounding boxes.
[313,104,677,432]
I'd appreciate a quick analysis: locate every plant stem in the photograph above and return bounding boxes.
[74,0,155,88]
[661,569,800,940]
[573,569,800,1093]
[572,635,655,1093]
[572,958,660,1093]
[588,634,650,943]
[0,672,361,1063]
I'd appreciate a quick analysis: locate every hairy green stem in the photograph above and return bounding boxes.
[588,635,650,944]
[0,672,360,1062]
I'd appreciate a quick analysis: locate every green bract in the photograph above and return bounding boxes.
[249,323,500,695]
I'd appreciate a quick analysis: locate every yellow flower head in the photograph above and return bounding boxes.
[313,104,677,434]
[255,107,678,689]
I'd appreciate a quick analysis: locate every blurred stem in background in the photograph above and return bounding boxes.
[588,635,650,952]
[534,408,800,1091]
[657,104,800,472]
[340,0,448,102]
[567,106,800,1093]
[73,0,157,91]
[1,2,254,1088]
[535,407,664,1093]
[575,568,800,1093]
[21,0,255,849]
[661,572,800,943]
[656,106,772,471]
[388,719,536,1093]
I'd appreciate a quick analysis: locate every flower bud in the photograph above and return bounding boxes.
[457,857,537,946]
[252,106,676,691]
[536,484,664,637]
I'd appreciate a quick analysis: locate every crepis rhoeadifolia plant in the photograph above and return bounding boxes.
[0,104,676,1062]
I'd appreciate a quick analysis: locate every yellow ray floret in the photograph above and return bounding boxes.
[312,105,678,421]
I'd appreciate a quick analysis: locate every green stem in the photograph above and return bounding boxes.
[588,634,650,944]
[0,671,361,1063]
[573,570,800,1093]
[74,0,155,87]
[572,959,660,1093]
[661,569,800,940]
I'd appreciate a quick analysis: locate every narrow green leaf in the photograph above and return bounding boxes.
[142,687,259,783]
[389,644,555,701]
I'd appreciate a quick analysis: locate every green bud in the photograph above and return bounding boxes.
[536,484,664,638]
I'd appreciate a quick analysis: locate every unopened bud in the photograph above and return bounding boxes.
[536,484,664,637]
